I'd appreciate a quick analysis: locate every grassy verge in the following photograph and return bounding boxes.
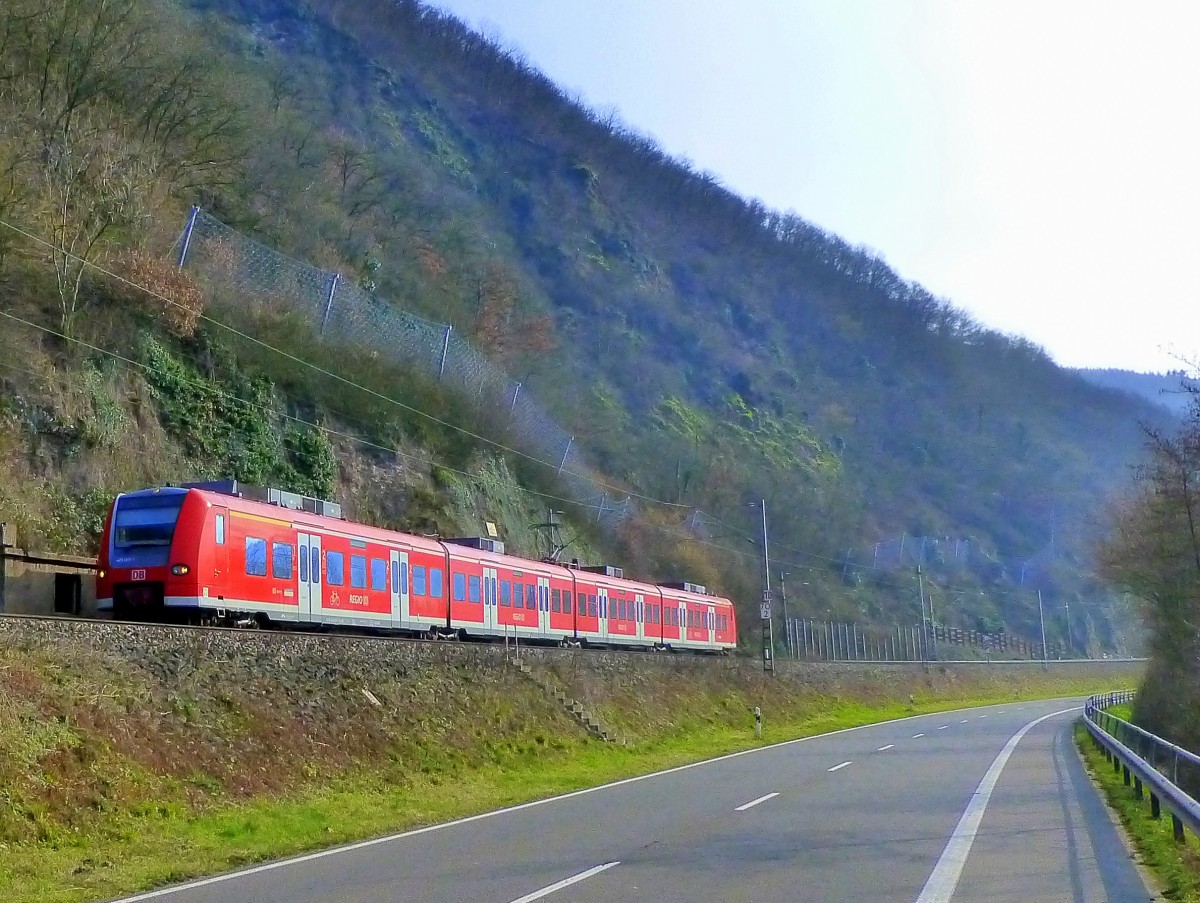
[11,686,1099,903]
[1075,721,1200,902]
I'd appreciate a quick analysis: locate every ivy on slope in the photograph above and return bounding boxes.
[653,393,841,480]
[137,333,337,498]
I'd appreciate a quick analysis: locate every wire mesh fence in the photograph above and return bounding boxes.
[176,207,633,530]
[172,208,1069,644]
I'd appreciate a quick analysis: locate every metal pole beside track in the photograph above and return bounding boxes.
[0,523,7,614]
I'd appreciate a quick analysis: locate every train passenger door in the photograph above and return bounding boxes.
[634,593,645,642]
[537,576,551,636]
[597,589,609,643]
[389,549,409,628]
[211,507,228,594]
[297,533,322,621]
[484,567,498,632]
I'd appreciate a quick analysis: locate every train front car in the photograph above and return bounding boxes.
[98,487,204,620]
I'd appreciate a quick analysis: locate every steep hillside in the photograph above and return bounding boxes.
[0,0,1164,650]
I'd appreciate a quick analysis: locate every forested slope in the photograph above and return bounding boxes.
[0,0,1166,651]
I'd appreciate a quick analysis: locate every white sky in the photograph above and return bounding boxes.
[428,0,1199,374]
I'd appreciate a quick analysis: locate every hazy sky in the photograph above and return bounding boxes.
[427,1,1198,374]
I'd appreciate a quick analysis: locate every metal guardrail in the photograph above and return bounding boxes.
[1083,690,1200,843]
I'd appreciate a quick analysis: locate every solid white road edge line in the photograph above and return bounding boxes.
[109,699,1064,902]
[913,706,1079,903]
[508,862,620,903]
[828,761,852,772]
[735,792,780,811]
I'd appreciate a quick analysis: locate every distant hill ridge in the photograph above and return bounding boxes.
[1074,369,1197,417]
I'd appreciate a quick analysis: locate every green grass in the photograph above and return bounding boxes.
[1075,722,1200,902]
[6,686,1099,903]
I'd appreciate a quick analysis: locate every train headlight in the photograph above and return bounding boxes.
[170,564,191,576]
[98,569,106,579]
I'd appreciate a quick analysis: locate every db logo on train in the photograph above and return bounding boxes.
[132,569,147,581]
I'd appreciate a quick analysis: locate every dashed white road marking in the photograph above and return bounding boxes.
[735,792,780,812]
[979,714,987,718]
[913,707,1078,903]
[509,862,621,903]
[938,725,949,730]
[877,744,895,751]
[828,761,852,772]
[960,719,969,724]
[913,732,926,738]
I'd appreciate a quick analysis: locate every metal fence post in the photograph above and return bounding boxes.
[177,206,200,267]
[320,273,340,333]
[557,436,574,475]
[510,382,521,416]
[438,325,452,379]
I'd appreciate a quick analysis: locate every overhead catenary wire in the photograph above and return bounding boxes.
[0,216,689,510]
[0,309,616,518]
[0,218,1064,610]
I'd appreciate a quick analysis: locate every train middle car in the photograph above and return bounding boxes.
[96,485,738,653]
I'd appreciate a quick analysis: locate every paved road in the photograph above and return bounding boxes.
[116,699,1154,903]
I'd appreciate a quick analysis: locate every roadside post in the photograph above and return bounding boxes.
[0,523,7,614]
[754,706,762,739]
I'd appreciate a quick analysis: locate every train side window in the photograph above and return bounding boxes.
[215,514,225,545]
[551,588,561,613]
[350,555,367,589]
[453,573,466,602]
[526,584,537,610]
[272,542,293,580]
[500,580,512,606]
[326,551,345,586]
[589,594,598,617]
[563,591,572,615]
[400,561,408,593]
[430,568,444,597]
[391,561,398,594]
[617,599,625,620]
[311,548,320,583]
[468,575,481,603]
[300,546,309,583]
[413,565,427,596]
[371,558,387,592]
[245,537,267,577]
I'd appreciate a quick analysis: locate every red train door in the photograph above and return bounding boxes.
[298,533,322,621]
[211,507,228,594]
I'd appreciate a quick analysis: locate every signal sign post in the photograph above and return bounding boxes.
[761,590,774,673]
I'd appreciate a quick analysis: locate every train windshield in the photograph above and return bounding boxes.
[110,491,187,563]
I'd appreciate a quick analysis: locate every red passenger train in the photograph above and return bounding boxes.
[96,482,738,653]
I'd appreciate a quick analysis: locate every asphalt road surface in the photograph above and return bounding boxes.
[114,699,1154,903]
